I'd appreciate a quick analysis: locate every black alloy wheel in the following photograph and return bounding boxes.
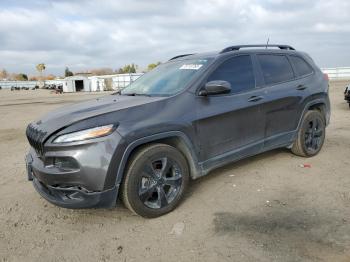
[139,157,183,209]
[304,118,323,154]
[291,110,326,157]
[121,144,189,218]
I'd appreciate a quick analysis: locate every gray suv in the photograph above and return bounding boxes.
[25,44,330,217]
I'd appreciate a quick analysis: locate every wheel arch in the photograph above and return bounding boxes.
[297,98,329,131]
[308,102,327,121]
[115,131,202,188]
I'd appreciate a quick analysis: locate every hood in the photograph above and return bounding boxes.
[32,94,166,138]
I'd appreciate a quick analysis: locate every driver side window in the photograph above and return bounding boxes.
[207,55,256,94]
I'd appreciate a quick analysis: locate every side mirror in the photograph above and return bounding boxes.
[199,80,231,96]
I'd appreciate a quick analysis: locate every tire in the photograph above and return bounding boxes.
[291,110,326,157]
[121,144,189,218]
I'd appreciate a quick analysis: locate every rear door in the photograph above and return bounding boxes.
[255,53,308,148]
[194,54,265,162]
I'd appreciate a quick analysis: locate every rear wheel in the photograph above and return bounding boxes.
[291,110,325,157]
[121,144,189,218]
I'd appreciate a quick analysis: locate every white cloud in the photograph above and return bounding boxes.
[0,0,349,76]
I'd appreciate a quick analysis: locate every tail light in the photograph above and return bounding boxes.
[323,73,329,81]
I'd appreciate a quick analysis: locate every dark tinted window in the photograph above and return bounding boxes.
[289,55,313,77]
[257,54,294,85]
[207,55,255,94]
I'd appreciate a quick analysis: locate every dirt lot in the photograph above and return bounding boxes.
[1,82,350,262]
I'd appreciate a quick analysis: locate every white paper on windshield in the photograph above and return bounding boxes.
[179,64,203,70]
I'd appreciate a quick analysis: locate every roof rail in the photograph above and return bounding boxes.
[169,54,194,61]
[220,44,295,53]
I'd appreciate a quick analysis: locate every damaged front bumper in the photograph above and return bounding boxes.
[25,131,125,209]
[26,153,118,209]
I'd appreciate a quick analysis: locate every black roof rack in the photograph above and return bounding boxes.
[169,54,194,61]
[220,44,295,53]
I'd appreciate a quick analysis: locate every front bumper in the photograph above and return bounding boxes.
[25,131,126,209]
[26,152,119,209]
[32,176,118,209]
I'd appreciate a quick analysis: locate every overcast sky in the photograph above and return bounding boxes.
[0,0,349,76]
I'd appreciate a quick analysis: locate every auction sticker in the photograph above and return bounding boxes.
[179,64,203,70]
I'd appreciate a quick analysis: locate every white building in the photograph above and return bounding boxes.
[89,73,143,92]
[88,76,108,92]
[62,75,90,92]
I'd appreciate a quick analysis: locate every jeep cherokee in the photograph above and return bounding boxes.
[25,44,330,217]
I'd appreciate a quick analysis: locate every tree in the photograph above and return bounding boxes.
[90,68,114,76]
[0,69,8,80]
[29,76,38,81]
[116,68,124,74]
[13,73,28,81]
[36,63,46,75]
[127,63,137,73]
[36,63,46,88]
[65,67,73,77]
[117,63,138,74]
[46,74,56,80]
[147,62,161,71]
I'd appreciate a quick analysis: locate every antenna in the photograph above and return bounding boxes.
[265,37,270,49]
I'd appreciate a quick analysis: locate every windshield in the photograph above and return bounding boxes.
[121,58,212,96]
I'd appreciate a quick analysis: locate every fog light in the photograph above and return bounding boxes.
[53,157,79,170]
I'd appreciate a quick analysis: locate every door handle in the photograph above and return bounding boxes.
[296,84,307,90]
[248,95,263,102]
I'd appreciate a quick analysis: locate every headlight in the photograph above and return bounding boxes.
[53,124,115,143]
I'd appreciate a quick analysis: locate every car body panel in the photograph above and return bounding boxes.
[193,88,265,161]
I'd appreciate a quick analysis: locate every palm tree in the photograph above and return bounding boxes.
[36,63,46,88]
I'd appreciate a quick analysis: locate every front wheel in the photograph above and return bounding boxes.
[121,144,189,218]
[291,110,326,157]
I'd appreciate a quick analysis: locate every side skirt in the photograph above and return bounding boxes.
[197,130,296,178]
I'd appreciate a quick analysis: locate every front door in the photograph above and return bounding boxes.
[194,55,265,163]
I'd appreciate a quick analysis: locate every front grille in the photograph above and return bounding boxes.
[26,123,47,156]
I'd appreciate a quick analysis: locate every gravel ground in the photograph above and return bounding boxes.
[1,82,350,262]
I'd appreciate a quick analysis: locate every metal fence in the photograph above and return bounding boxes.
[322,67,350,79]
[0,80,38,89]
[0,80,64,89]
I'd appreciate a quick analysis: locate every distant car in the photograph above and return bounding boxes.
[345,85,350,108]
[25,44,330,217]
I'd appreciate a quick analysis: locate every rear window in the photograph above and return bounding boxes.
[289,55,313,77]
[257,54,294,85]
